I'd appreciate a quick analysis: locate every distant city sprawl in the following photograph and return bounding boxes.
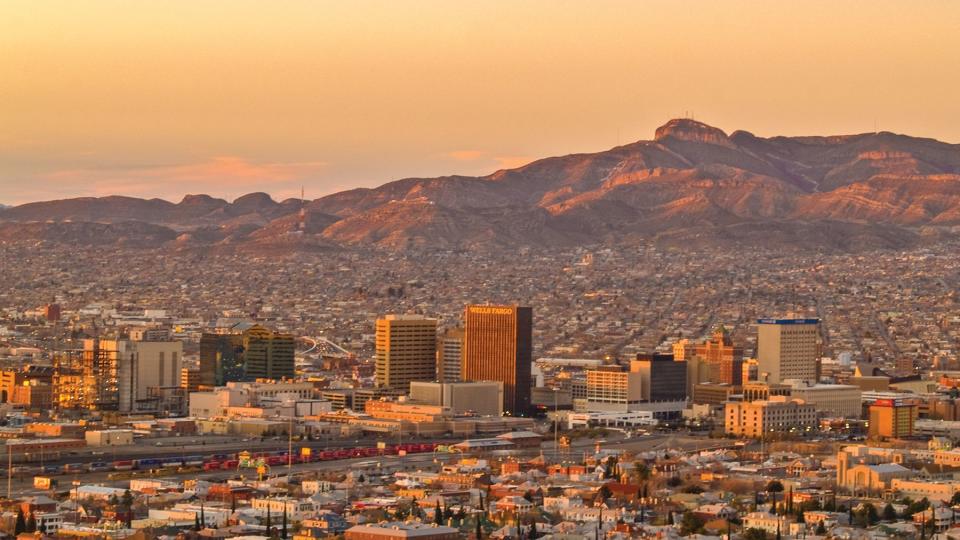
[0,242,960,539]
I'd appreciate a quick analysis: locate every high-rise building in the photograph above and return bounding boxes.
[55,336,182,412]
[756,318,820,384]
[694,326,743,386]
[462,305,532,416]
[437,328,464,383]
[199,332,245,386]
[631,353,687,402]
[242,325,296,380]
[869,398,916,439]
[585,365,642,412]
[375,315,438,391]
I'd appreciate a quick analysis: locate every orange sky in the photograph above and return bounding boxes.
[2,0,959,204]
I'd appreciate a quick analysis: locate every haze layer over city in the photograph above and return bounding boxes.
[3,2,960,540]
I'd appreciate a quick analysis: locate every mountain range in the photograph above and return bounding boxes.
[4,118,960,252]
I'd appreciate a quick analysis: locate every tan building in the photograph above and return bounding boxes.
[742,381,791,402]
[463,305,532,415]
[345,523,459,540]
[77,337,183,413]
[437,328,464,383]
[756,318,820,384]
[85,429,134,446]
[691,383,739,405]
[585,365,642,412]
[787,382,861,418]
[891,478,960,502]
[869,398,916,439]
[181,368,201,392]
[839,462,912,494]
[724,396,817,438]
[375,315,438,391]
[409,381,503,416]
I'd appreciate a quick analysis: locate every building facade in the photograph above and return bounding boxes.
[724,396,817,438]
[242,325,295,380]
[462,305,532,415]
[584,365,642,412]
[375,315,438,391]
[437,328,464,383]
[631,353,687,402]
[756,318,820,384]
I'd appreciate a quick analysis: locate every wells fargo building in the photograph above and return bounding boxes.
[463,305,532,415]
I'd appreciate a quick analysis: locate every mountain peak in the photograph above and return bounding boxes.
[654,118,734,147]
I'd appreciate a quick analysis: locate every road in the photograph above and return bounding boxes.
[8,431,726,498]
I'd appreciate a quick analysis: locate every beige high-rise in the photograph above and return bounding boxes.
[437,328,464,383]
[376,315,438,391]
[756,318,820,384]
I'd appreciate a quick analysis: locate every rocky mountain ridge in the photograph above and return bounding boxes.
[4,119,960,252]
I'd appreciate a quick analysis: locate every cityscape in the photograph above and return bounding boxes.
[4,1,960,539]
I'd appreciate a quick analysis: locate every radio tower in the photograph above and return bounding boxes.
[298,185,306,231]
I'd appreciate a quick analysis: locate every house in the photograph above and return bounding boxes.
[493,496,533,515]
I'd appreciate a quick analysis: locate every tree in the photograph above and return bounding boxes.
[282,507,288,540]
[634,462,651,483]
[121,489,134,509]
[863,502,879,525]
[435,503,444,525]
[742,528,768,540]
[108,493,120,506]
[952,491,960,506]
[475,515,482,539]
[883,503,897,522]
[15,508,27,535]
[194,513,201,532]
[765,480,784,493]
[529,520,538,540]
[25,512,36,533]
[679,511,704,535]
[666,476,683,488]
[266,506,272,531]
[201,503,206,529]
[816,521,827,535]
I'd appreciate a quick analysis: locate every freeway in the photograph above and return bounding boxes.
[6,431,729,499]
[8,434,466,467]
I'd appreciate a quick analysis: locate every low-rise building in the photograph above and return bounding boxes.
[724,396,817,438]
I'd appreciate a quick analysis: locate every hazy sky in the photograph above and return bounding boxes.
[2,1,959,205]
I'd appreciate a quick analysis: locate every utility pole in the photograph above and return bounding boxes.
[287,416,293,474]
[6,445,11,499]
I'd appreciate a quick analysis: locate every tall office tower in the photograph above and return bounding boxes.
[756,318,821,384]
[70,336,182,412]
[437,328,464,383]
[694,326,744,385]
[199,332,245,386]
[585,365,642,412]
[375,315,438,391]
[630,353,687,402]
[242,325,296,380]
[463,305,533,416]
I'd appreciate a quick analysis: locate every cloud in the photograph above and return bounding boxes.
[38,156,328,202]
[443,150,486,161]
